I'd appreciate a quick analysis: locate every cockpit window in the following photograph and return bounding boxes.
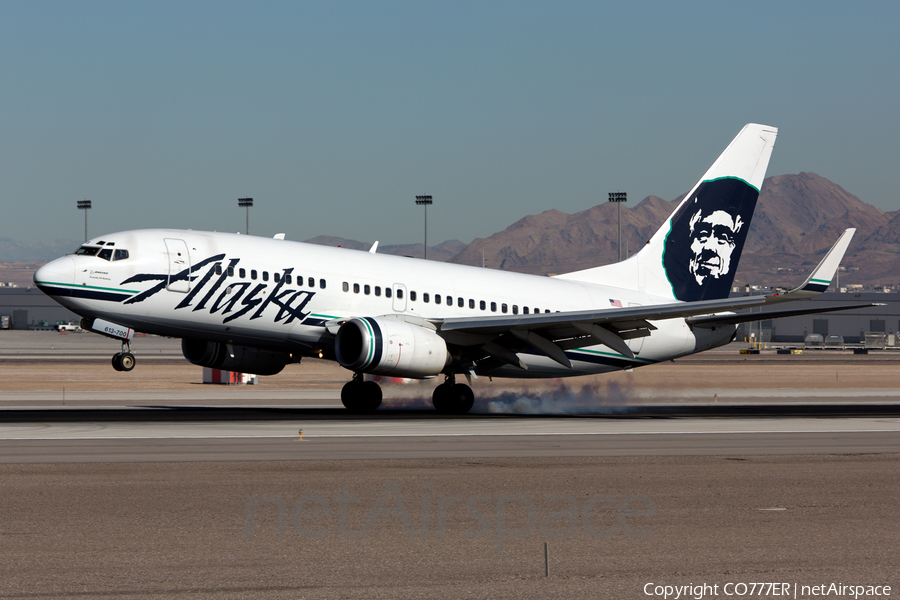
[98,248,113,261]
[113,249,129,261]
[75,246,100,256]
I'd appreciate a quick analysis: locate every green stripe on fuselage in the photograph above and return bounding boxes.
[569,347,657,364]
[35,280,139,294]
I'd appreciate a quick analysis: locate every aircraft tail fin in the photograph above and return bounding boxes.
[556,123,778,301]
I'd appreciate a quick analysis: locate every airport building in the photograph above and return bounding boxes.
[0,287,80,329]
[733,291,900,346]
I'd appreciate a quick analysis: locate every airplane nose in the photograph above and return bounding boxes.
[34,256,76,287]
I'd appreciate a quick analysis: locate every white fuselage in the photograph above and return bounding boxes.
[35,229,734,378]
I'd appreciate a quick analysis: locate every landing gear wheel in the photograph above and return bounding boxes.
[119,352,136,372]
[341,378,382,413]
[111,352,136,372]
[432,383,475,415]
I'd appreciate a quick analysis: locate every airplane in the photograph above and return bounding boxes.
[34,123,871,414]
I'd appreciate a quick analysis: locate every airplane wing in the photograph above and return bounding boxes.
[437,229,861,369]
[763,228,855,303]
[437,295,769,366]
[686,302,881,328]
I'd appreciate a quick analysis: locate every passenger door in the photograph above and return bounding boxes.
[164,238,191,293]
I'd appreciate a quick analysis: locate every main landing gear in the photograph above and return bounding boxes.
[111,340,136,372]
[432,375,474,415]
[340,374,476,414]
[341,373,383,413]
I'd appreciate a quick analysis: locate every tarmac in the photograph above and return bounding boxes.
[0,331,898,599]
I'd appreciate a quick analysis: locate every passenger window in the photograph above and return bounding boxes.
[227,266,234,277]
[458,297,464,308]
[113,249,129,261]
[285,274,292,284]
[343,282,349,292]
[396,289,403,299]
[423,293,430,303]
[523,307,529,314]
[469,299,475,309]
[353,283,360,293]
[385,287,392,298]
[98,248,113,261]
[545,309,550,313]
[492,302,498,312]
[364,285,370,295]
[375,286,381,297]
[435,294,441,305]
[215,264,223,275]
[480,300,486,310]
[251,270,257,280]
[263,271,269,282]
[512,305,518,315]
[274,273,280,283]
[411,291,417,301]
[319,279,326,289]
[239,268,246,278]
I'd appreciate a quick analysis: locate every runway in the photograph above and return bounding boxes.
[3,404,899,462]
[1,335,898,598]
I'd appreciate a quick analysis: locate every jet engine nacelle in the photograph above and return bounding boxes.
[181,339,289,376]
[334,317,450,378]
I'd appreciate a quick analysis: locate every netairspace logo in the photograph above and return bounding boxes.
[643,582,892,600]
[245,481,656,554]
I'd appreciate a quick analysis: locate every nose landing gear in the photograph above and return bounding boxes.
[111,340,136,372]
[432,375,474,415]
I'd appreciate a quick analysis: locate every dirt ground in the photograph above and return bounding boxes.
[0,354,896,392]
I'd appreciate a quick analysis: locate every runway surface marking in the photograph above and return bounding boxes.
[3,416,900,439]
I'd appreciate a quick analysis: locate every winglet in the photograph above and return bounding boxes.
[767,228,855,304]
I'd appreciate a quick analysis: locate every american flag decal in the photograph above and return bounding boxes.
[609,299,622,307]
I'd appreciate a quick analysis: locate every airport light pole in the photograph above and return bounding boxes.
[238,197,253,235]
[77,200,92,242]
[415,195,433,259]
[608,192,627,262]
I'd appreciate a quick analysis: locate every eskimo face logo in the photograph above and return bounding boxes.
[662,177,759,302]
[687,206,744,285]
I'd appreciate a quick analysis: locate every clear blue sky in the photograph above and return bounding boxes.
[2,1,898,247]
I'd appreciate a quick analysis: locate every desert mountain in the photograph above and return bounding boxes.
[0,238,81,262]
[449,173,900,289]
